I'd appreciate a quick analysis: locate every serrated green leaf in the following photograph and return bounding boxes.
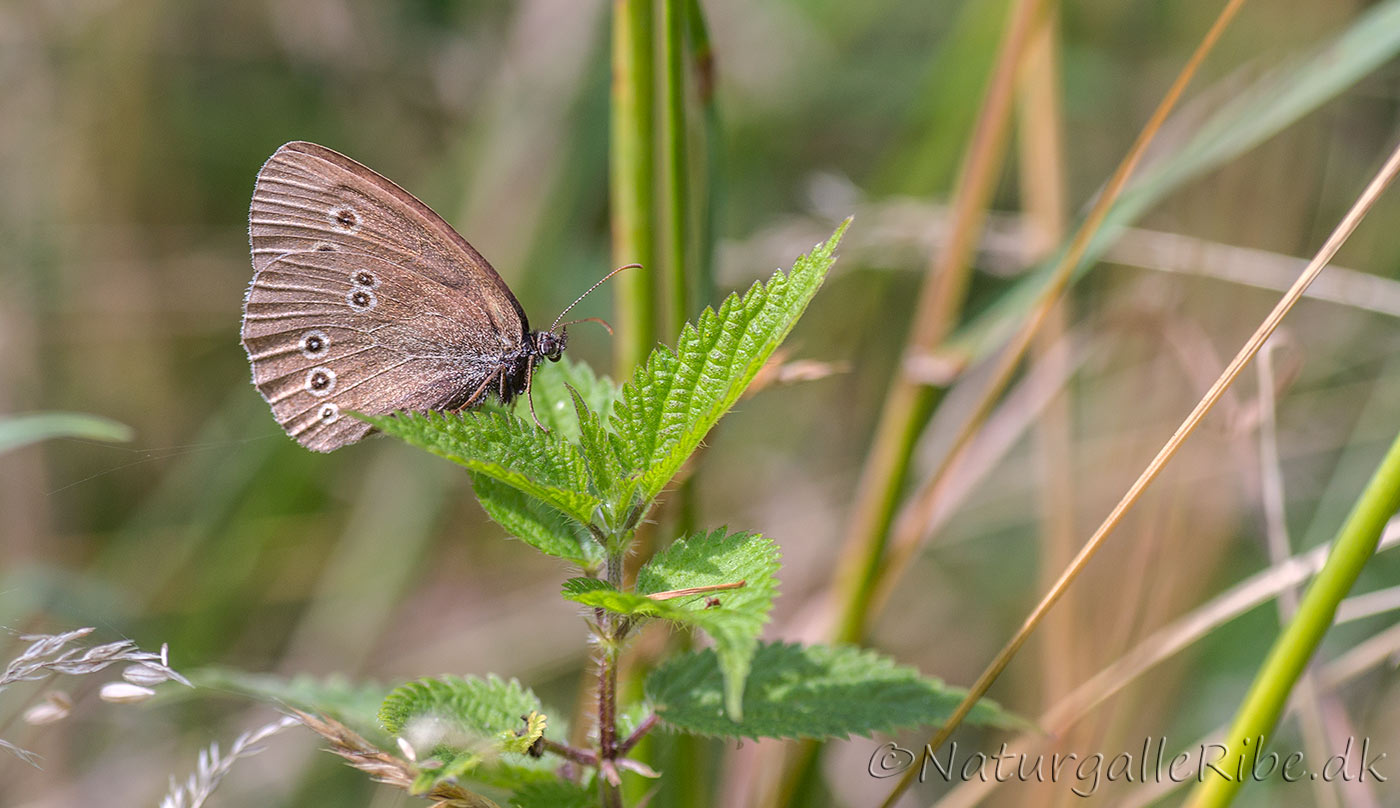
[562,530,779,720]
[569,388,623,508]
[193,669,388,741]
[613,220,847,503]
[646,642,1019,740]
[380,674,541,737]
[509,780,598,808]
[638,529,779,720]
[380,675,553,793]
[473,475,604,569]
[366,410,600,525]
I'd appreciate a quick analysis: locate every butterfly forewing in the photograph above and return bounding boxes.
[249,141,528,337]
[242,141,551,452]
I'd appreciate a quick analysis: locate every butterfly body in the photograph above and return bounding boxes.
[242,141,563,452]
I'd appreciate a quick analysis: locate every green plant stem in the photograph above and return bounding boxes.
[685,0,718,310]
[826,0,1043,648]
[661,0,690,335]
[611,0,658,376]
[1185,430,1400,808]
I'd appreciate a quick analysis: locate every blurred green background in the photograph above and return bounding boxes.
[4,0,1400,805]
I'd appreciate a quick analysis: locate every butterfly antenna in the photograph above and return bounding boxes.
[555,316,614,335]
[549,263,643,332]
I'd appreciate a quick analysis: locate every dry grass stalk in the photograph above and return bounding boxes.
[160,715,299,808]
[1,627,189,766]
[289,709,503,808]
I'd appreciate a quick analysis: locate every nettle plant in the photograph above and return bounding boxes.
[263,222,1009,806]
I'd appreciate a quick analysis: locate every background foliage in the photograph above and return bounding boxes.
[3,1,1400,806]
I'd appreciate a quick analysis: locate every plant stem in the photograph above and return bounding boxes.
[826,0,1043,647]
[1185,429,1400,808]
[685,0,718,311]
[1016,0,1077,712]
[597,550,627,808]
[597,644,621,807]
[541,737,599,767]
[616,711,661,757]
[610,0,658,377]
[661,0,691,336]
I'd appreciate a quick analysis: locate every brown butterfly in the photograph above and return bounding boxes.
[241,141,620,452]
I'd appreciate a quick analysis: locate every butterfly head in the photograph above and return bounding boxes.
[534,329,567,363]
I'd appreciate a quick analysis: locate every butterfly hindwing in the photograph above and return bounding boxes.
[241,250,517,452]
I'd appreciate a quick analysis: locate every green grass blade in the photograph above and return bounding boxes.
[0,412,133,454]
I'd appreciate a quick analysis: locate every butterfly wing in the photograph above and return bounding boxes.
[245,141,534,451]
[249,141,529,338]
[241,250,516,452]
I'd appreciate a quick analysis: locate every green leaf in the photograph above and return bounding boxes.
[560,580,677,618]
[473,475,604,569]
[0,412,132,454]
[613,220,847,503]
[509,780,598,808]
[564,529,779,720]
[638,529,779,720]
[646,642,1019,740]
[560,576,617,600]
[366,410,600,525]
[379,675,553,793]
[569,388,624,510]
[192,668,387,741]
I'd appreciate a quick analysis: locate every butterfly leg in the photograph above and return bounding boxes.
[457,366,504,412]
[524,356,549,433]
